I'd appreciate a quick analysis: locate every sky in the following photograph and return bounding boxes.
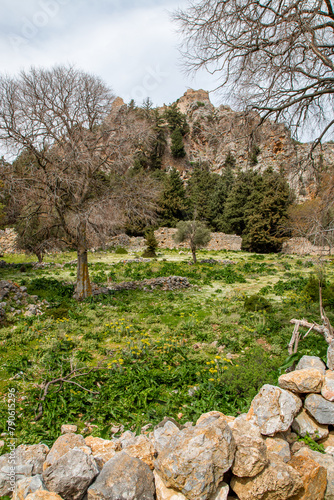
[0,0,222,107]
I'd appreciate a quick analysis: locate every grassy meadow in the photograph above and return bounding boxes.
[0,247,333,449]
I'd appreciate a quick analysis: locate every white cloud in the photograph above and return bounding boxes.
[0,0,221,106]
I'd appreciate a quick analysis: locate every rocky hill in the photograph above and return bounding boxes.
[113,89,334,201]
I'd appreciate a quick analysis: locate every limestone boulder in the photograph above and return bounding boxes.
[292,408,329,440]
[196,411,235,425]
[209,483,229,500]
[151,420,180,455]
[122,434,156,469]
[16,445,49,475]
[154,471,187,500]
[84,436,120,469]
[230,455,304,500]
[118,430,135,448]
[288,454,327,500]
[304,394,334,425]
[154,413,235,500]
[87,451,155,500]
[320,432,334,451]
[278,368,324,393]
[43,433,86,470]
[42,448,99,500]
[25,493,64,500]
[328,341,334,371]
[265,436,291,463]
[247,384,302,436]
[61,424,77,434]
[296,355,326,374]
[0,453,33,497]
[322,370,334,402]
[296,447,334,499]
[13,475,45,500]
[228,415,268,477]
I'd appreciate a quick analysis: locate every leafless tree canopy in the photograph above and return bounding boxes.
[174,0,334,142]
[0,66,160,298]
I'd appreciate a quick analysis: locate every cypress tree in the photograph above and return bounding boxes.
[158,168,188,227]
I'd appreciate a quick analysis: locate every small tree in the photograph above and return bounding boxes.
[142,229,159,258]
[174,220,211,263]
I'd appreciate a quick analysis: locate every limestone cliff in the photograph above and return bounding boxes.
[168,89,334,200]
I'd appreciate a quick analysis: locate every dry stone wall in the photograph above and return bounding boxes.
[154,228,242,251]
[2,354,334,500]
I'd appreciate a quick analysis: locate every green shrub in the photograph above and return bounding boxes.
[244,294,272,312]
[114,247,128,255]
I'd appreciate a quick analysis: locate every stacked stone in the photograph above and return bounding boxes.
[1,354,334,500]
[109,276,191,292]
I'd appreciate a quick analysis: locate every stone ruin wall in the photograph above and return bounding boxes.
[1,227,333,256]
[153,227,242,251]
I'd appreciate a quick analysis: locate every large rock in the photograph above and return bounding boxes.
[228,415,268,477]
[0,453,33,497]
[87,451,155,500]
[196,411,235,425]
[230,455,304,500]
[16,444,49,475]
[154,471,187,500]
[84,436,120,469]
[151,420,180,454]
[328,341,334,371]
[278,369,324,393]
[43,433,86,470]
[296,355,326,374]
[153,472,229,500]
[122,434,156,469]
[247,384,302,436]
[296,447,334,499]
[288,454,327,500]
[25,493,64,500]
[154,413,235,500]
[322,370,334,402]
[265,436,291,463]
[304,394,334,425]
[320,432,334,451]
[292,408,329,441]
[13,475,45,500]
[42,448,99,500]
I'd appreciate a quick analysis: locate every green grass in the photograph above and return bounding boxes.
[0,249,332,450]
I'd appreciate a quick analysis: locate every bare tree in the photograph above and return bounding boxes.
[287,172,334,253]
[0,66,159,299]
[174,0,334,143]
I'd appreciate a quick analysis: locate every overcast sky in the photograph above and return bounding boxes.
[0,0,222,107]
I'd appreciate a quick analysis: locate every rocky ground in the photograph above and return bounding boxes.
[1,352,334,500]
[0,280,48,323]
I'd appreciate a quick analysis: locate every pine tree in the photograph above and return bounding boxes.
[142,229,159,257]
[171,127,186,158]
[158,168,188,227]
[220,168,291,252]
[187,162,218,224]
[209,152,236,230]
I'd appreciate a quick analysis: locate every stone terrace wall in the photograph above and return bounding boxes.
[154,228,242,251]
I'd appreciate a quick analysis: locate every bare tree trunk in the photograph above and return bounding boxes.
[191,242,197,264]
[74,246,92,300]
